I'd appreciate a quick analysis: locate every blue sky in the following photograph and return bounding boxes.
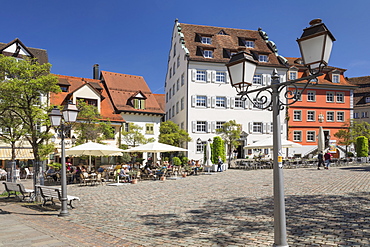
[2,1,369,94]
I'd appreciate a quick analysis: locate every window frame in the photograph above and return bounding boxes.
[337,111,344,122]
[203,50,213,58]
[307,110,315,121]
[196,70,207,82]
[307,91,316,102]
[336,92,344,103]
[196,121,207,133]
[252,122,263,133]
[293,110,302,121]
[326,92,334,102]
[258,54,268,62]
[326,111,335,122]
[245,40,255,48]
[234,98,245,108]
[293,131,302,142]
[145,123,154,134]
[215,96,226,108]
[201,37,212,44]
[215,71,226,83]
[253,74,262,85]
[196,95,207,107]
[307,131,315,142]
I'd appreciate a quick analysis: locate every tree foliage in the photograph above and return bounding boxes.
[73,100,114,144]
[211,136,225,164]
[121,123,154,147]
[216,120,241,166]
[159,121,191,147]
[356,136,368,157]
[0,55,60,161]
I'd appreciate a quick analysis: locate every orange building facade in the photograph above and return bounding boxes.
[286,58,356,157]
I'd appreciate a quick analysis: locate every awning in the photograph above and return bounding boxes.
[0,148,34,160]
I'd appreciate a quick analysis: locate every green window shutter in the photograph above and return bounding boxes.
[134,99,138,109]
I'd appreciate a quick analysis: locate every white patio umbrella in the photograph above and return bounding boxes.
[204,140,213,174]
[244,137,302,149]
[317,126,325,153]
[66,141,124,171]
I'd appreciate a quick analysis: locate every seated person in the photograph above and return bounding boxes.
[119,167,131,182]
[0,166,7,178]
[97,166,104,173]
[46,166,58,181]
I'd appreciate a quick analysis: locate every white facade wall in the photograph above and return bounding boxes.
[165,23,288,161]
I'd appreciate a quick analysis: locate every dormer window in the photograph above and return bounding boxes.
[131,92,146,110]
[245,40,255,48]
[258,54,268,63]
[288,67,299,80]
[289,71,297,80]
[333,74,340,83]
[60,86,68,92]
[133,98,145,109]
[330,70,340,83]
[201,37,212,44]
[203,50,213,58]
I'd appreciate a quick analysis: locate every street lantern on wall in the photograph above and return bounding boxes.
[226,19,335,247]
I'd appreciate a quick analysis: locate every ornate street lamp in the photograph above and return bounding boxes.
[226,19,335,247]
[48,101,79,217]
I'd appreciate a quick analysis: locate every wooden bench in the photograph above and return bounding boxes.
[36,185,80,209]
[2,182,34,201]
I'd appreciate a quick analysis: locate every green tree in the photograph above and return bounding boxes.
[159,121,191,147]
[216,120,241,167]
[73,100,114,144]
[333,120,352,157]
[0,55,60,187]
[356,136,368,157]
[121,123,154,147]
[351,120,370,142]
[211,136,225,164]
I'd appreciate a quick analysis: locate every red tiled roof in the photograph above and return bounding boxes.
[50,74,125,122]
[179,23,285,67]
[286,57,355,87]
[348,76,370,105]
[101,71,165,115]
[154,94,165,112]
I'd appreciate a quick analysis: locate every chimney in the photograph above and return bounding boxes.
[93,64,99,79]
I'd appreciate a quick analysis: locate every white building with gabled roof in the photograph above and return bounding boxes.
[165,19,289,161]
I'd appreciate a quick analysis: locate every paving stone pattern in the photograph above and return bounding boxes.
[0,165,369,246]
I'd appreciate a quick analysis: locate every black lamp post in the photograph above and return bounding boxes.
[48,101,79,217]
[226,19,334,247]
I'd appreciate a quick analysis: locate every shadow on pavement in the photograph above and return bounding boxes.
[139,192,370,246]
[339,165,370,172]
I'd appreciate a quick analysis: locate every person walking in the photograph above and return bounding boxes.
[317,151,324,170]
[324,151,332,170]
[217,156,223,172]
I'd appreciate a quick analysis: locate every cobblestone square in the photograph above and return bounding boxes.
[1,165,369,246]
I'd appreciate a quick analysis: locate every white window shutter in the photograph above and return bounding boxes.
[192,121,196,133]
[211,121,216,133]
[249,122,253,133]
[207,96,211,108]
[262,74,267,86]
[211,96,216,108]
[266,74,271,85]
[207,122,211,133]
[226,97,230,108]
[262,123,266,133]
[226,71,230,84]
[230,97,235,109]
[280,75,285,83]
[207,70,211,83]
[211,70,216,83]
[281,124,284,134]
[266,123,271,133]
[191,69,196,81]
[191,95,196,107]
[244,100,249,109]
